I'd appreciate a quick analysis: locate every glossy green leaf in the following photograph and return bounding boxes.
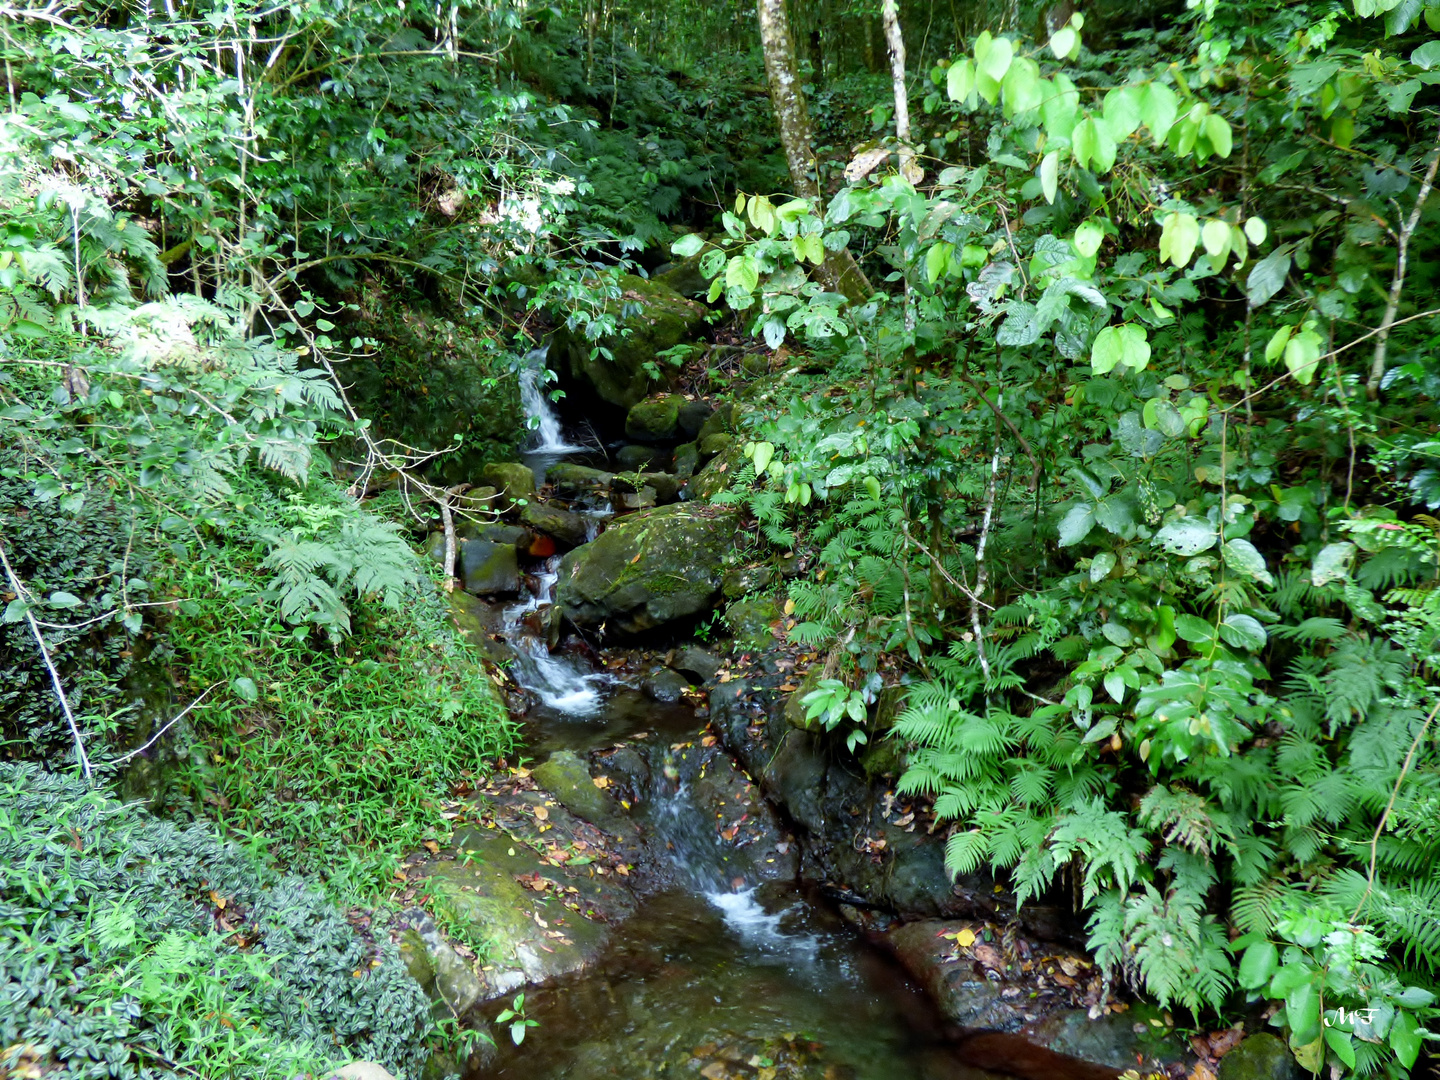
[1073,220,1104,258]
[671,233,705,257]
[947,57,976,103]
[1040,151,1060,204]
[1159,212,1200,267]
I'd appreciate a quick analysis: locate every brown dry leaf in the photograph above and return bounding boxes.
[534,913,548,928]
[700,1063,730,1080]
[592,776,611,789]
[973,943,1005,970]
[533,805,549,821]
[423,840,440,855]
[615,863,630,876]
[1188,1062,1218,1080]
[701,735,718,747]
[844,145,891,182]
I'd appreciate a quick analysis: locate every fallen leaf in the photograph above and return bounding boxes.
[209,891,227,910]
[592,776,611,789]
[951,928,976,948]
[423,840,440,854]
[533,805,549,821]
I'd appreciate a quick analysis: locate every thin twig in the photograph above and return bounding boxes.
[955,370,1041,490]
[112,682,223,765]
[0,536,92,779]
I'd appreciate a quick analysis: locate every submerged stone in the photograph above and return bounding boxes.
[615,444,669,472]
[671,645,721,684]
[642,667,691,703]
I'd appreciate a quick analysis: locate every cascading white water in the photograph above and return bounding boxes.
[499,555,605,716]
[519,347,583,454]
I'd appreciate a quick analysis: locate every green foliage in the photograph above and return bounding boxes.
[0,763,435,1080]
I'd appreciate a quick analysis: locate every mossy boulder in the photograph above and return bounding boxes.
[1218,1035,1301,1080]
[550,274,708,411]
[678,399,713,438]
[625,394,686,442]
[460,540,520,596]
[672,441,699,479]
[615,444,668,472]
[689,438,747,499]
[697,401,740,443]
[699,432,733,459]
[520,501,589,548]
[547,463,613,496]
[556,504,741,636]
[532,749,630,833]
[784,665,826,733]
[652,244,718,299]
[614,471,681,504]
[477,462,535,509]
[722,564,776,599]
[726,597,782,651]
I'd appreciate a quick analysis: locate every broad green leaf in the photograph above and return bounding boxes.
[671,233,705,257]
[751,440,775,475]
[1324,1029,1356,1070]
[48,590,83,609]
[1072,117,1097,171]
[1090,551,1117,582]
[1040,150,1060,204]
[1049,25,1077,58]
[1073,220,1104,258]
[1238,941,1279,989]
[1201,219,1231,261]
[4,598,30,624]
[725,255,759,294]
[1002,58,1042,116]
[1155,518,1218,556]
[1090,323,1150,374]
[1058,503,1096,546]
[1220,613,1267,651]
[1287,980,1321,1044]
[947,57,977,103]
[975,32,1014,82]
[1139,82,1178,144]
[232,676,259,702]
[1284,326,1323,384]
[795,233,825,265]
[1412,40,1440,69]
[763,317,785,350]
[1202,113,1234,157]
[1224,538,1273,585]
[1103,670,1127,702]
[748,195,777,235]
[1102,86,1142,139]
[925,242,954,284]
[1088,115,1118,172]
[1391,1011,1423,1069]
[1244,216,1268,245]
[1159,212,1200,267]
[1043,74,1080,140]
[1312,541,1356,586]
[1265,325,1293,362]
[1174,613,1217,643]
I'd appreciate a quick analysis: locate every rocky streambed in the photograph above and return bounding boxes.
[380,331,1293,1080]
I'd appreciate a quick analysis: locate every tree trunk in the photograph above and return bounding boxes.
[756,0,872,305]
[880,0,921,184]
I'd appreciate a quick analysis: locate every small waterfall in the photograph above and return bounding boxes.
[519,347,583,455]
[499,556,605,716]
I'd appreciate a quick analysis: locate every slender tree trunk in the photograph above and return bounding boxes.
[756,0,872,305]
[880,0,921,184]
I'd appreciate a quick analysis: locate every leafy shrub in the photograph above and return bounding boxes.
[0,764,434,1080]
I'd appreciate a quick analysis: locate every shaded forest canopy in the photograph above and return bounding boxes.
[1,0,1439,1076]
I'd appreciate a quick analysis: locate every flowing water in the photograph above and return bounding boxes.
[480,360,1003,1080]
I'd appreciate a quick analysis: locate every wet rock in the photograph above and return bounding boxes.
[698,432,733,459]
[783,666,825,732]
[478,462,535,509]
[551,274,708,411]
[401,911,485,1016]
[556,504,741,636]
[697,402,739,443]
[327,1063,397,1080]
[677,399,713,439]
[643,668,691,703]
[689,439,747,499]
[857,738,904,779]
[615,444,669,472]
[1218,1034,1301,1080]
[1022,1009,1190,1072]
[533,749,631,834]
[460,539,521,596]
[611,486,658,512]
[882,920,1027,1031]
[520,502,590,549]
[721,564,776,599]
[672,645,721,684]
[447,592,510,663]
[548,463,613,496]
[625,394,686,442]
[725,597,782,651]
[614,471,680,505]
[454,486,499,515]
[652,246,716,299]
[671,441,699,479]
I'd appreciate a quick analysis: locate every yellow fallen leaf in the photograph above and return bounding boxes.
[783,598,795,615]
[592,776,611,789]
[953,928,976,947]
[533,805,549,821]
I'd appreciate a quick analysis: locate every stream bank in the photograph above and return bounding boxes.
[377,343,1259,1080]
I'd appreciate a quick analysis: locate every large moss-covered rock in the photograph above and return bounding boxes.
[532,749,630,834]
[1218,1035,1301,1080]
[520,501,589,548]
[550,274,707,411]
[547,463,613,496]
[625,395,685,442]
[556,504,741,636]
[460,540,520,596]
[478,462,535,508]
[689,438,747,499]
[726,597,782,651]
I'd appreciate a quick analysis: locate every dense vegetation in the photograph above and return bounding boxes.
[2,0,1438,1076]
